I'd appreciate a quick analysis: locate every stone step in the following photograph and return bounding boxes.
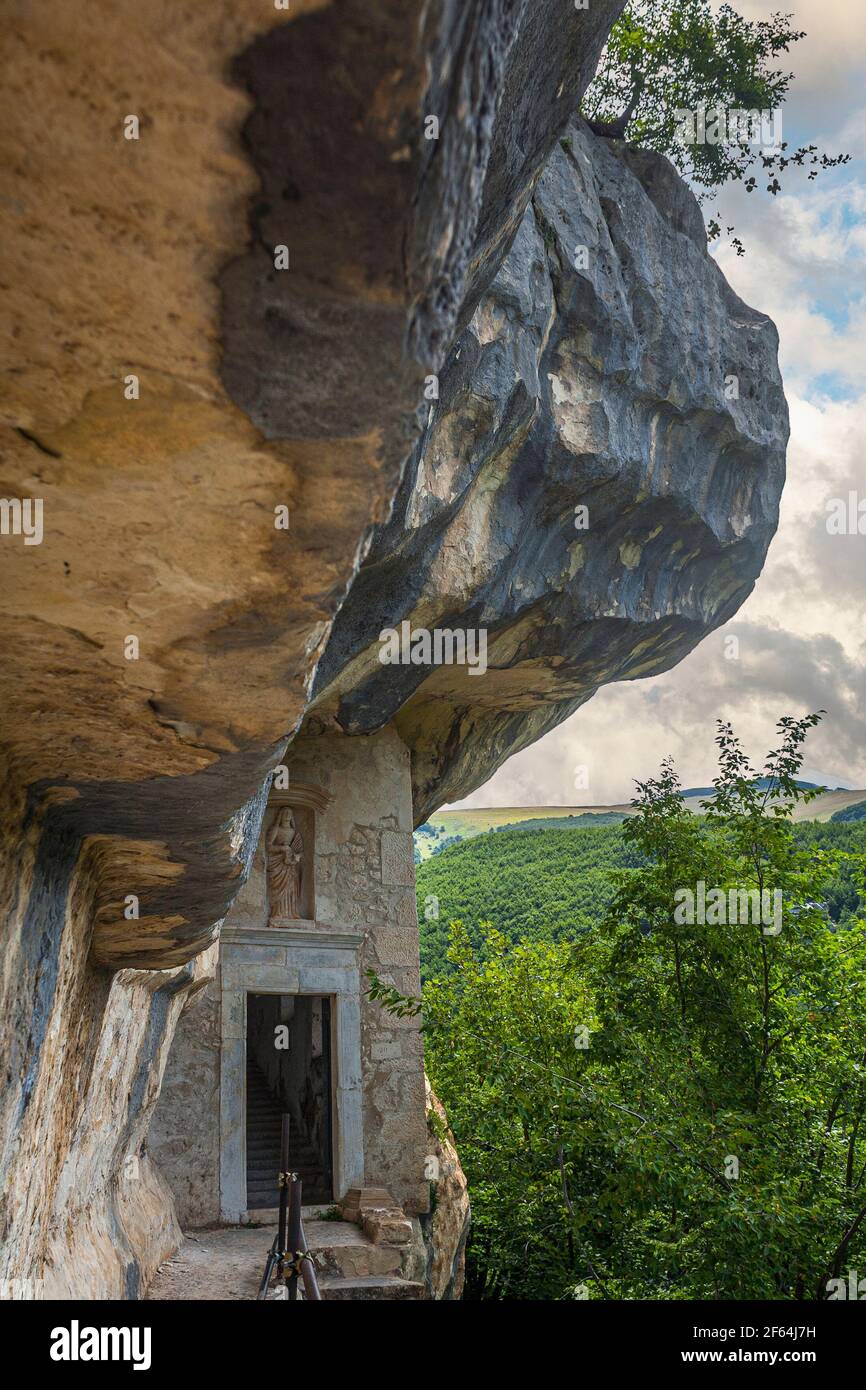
[247,1176,329,1190]
[246,1204,335,1221]
[246,1167,322,1181]
[316,1275,425,1301]
[248,1181,329,1188]
[246,1139,320,1154]
[250,1200,335,1223]
[246,1141,320,1159]
[248,1148,321,1161]
[247,1187,329,1204]
[145,1222,425,1302]
[303,1219,403,1280]
[247,1146,320,1156]
[247,1178,324,1190]
[248,1198,332,1210]
[246,1149,321,1165]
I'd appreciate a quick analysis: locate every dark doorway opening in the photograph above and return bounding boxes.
[246,993,333,1209]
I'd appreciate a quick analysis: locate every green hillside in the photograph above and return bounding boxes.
[414,804,634,859]
[414,786,866,859]
[416,819,866,981]
[417,824,637,979]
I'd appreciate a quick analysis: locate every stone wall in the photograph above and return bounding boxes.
[287,726,428,1214]
[144,965,222,1233]
[150,724,428,1224]
[0,743,217,1297]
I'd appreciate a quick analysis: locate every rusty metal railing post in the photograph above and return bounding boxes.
[286,1172,302,1300]
[257,1111,322,1300]
[297,1205,322,1301]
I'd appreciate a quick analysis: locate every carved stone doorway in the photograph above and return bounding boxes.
[245,991,333,1209]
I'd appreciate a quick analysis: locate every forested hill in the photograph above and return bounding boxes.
[416,820,866,981]
[416,825,636,979]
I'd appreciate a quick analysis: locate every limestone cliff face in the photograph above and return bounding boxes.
[312,120,788,820]
[422,1077,471,1300]
[0,0,622,1295]
[0,0,622,969]
[0,0,787,1299]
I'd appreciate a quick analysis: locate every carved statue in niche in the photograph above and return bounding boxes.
[266,807,304,923]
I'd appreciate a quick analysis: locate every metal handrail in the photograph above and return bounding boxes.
[256,1114,322,1301]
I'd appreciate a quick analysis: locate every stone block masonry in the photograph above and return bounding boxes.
[150,726,429,1225]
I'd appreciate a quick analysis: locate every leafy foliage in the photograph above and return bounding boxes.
[417,808,864,981]
[420,716,866,1299]
[365,969,422,1019]
[581,1,849,248]
[416,823,641,981]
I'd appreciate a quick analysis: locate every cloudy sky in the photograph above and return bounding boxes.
[455,0,866,810]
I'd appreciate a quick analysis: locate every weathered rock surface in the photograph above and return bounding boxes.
[312,118,789,820]
[1,0,621,1297]
[0,0,787,1300]
[0,0,622,963]
[421,1077,471,1299]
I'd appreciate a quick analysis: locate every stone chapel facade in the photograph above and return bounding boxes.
[150,725,429,1227]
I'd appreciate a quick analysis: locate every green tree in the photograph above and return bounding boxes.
[416,822,639,981]
[423,924,607,1299]
[420,714,866,1298]
[581,2,849,248]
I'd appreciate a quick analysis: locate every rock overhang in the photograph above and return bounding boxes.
[0,0,786,966]
[309,120,788,822]
[0,1,792,1298]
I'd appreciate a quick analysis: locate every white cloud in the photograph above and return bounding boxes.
[721,0,866,125]
[454,2,866,810]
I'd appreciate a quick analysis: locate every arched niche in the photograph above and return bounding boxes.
[264,781,333,925]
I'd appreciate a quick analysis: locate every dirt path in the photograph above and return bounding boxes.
[145,1225,277,1300]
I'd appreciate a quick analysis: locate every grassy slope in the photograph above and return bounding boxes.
[415,788,866,858]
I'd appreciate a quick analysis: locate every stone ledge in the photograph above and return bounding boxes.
[222,923,365,950]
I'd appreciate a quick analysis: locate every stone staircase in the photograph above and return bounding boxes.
[297,1218,425,1301]
[245,1059,329,1208]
